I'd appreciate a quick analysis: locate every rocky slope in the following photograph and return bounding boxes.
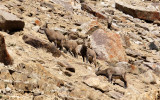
[0,0,160,100]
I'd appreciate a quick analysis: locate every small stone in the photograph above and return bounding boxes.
[64,71,72,77]
[142,70,157,84]
[146,57,154,63]
[5,87,11,92]
[32,26,40,32]
[66,67,75,73]
[149,42,159,51]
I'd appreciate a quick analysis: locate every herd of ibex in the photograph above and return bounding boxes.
[43,23,131,88]
[44,23,97,67]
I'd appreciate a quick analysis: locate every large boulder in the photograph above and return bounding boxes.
[0,10,25,32]
[90,29,127,62]
[115,0,160,21]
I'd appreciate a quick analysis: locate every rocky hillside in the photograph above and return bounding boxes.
[0,0,160,100]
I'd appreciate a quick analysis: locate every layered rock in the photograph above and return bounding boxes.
[115,0,160,21]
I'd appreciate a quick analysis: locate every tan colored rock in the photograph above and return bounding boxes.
[0,5,8,11]
[107,91,124,99]
[69,87,88,99]
[125,49,142,58]
[13,81,37,92]
[154,65,160,77]
[123,90,160,100]
[50,0,74,11]
[0,80,5,89]
[83,75,109,92]
[33,95,58,100]
[141,70,157,84]
[16,63,33,75]
[33,95,44,100]
[11,72,28,82]
[0,69,12,80]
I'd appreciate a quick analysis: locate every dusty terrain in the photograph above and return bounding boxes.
[0,0,160,100]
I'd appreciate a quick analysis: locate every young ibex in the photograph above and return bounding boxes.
[79,38,97,67]
[96,66,128,88]
[75,44,83,57]
[44,23,65,50]
[86,48,97,67]
[62,39,78,58]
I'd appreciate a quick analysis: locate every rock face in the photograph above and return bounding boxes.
[115,0,160,21]
[0,33,13,65]
[0,10,25,32]
[90,29,127,62]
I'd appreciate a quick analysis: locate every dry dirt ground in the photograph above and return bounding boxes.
[0,0,160,100]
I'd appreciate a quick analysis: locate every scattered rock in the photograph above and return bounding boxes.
[107,91,124,99]
[125,49,142,58]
